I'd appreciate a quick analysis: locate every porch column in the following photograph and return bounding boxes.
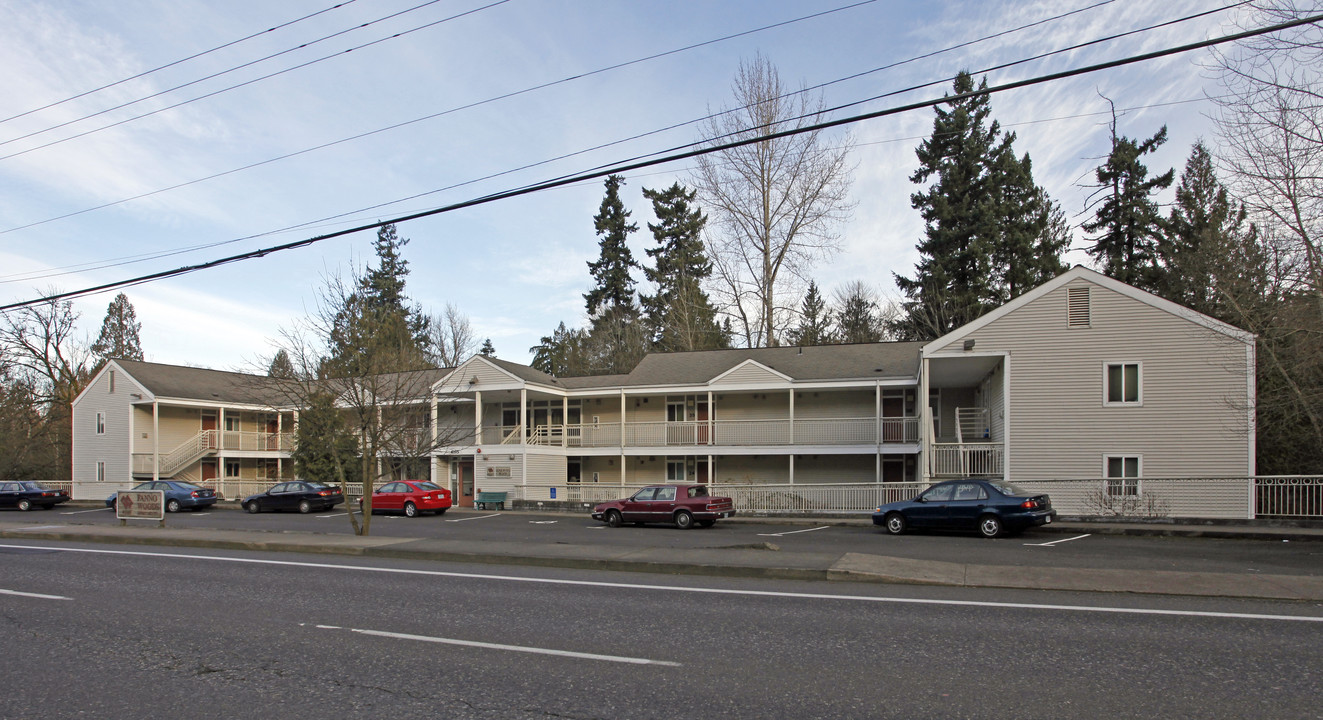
[788,454,794,485]
[876,382,882,483]
[474,391,483,446]
[277,413,283,480]
[920,357,930,483]
[430,395,439,483]
[562,396,568,448]
[219,407,225,451]
[707,391,713,446]
[619,454,625,485]
[519,388,527,444]
[788,389,794,445]
[152,401,160,482]
[291,410,299,480]
[619,390,626,449]
[708,454,713,484]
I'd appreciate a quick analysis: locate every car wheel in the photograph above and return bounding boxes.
[245,501,261,514]
[17,498,32,511]
[166,499,181,513]
[674,510,694,530]
[298,500,313,514]
[404,502,417,518]
[978,514,1003,538]
[606,509,623,528]
[885,512,907,535]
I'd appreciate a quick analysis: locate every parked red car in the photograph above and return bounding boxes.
[359,480,452,517]
[592,483,736,529]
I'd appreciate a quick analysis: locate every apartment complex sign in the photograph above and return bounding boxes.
[116,490,164,522]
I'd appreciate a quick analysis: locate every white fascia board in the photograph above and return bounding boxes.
[151,397,293,412]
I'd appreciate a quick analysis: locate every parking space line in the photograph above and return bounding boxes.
[8,525,64,532]
[61,508,113,515]
[317,513,348,518]
[758,526,830,537]
[1025,534,1091,547]
[0,588,72,601]
[446,513,500,523]
[308,624,680,667]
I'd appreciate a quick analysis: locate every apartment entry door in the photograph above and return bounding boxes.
[455,461,475,508]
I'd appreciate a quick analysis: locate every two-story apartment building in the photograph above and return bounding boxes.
[71,267,1256,515]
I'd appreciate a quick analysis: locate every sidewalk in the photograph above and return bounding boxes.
[3,511,1322,601]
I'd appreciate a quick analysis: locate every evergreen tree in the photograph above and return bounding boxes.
[479,338,496,358]
[785,281,833,346]
[1082,122,1175,291]
[833,281,884,344]
[640,182,724,352]
[1160,141,1259,321]
[267,349,297,379]
[893,72,1064,340]
[326,224,432,375]
[91,293,143,361]
[583,175,640,316]
[530,322,590,376]
[290,390,360,486]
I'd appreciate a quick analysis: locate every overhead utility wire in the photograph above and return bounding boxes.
[0,0,867,160]
[0,0,509,156]
[0,0,1107,236]
[3,12,1315,313]
[0,0,360,125]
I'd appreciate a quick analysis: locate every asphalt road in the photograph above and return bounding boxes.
[35,503,1323,577]
[3,541,1322,719]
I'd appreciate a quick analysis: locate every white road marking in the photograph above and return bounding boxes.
[446,513,500,522]
[529,520,558,525]
[327,625,680,666]
[758,526,829,537]
[4,543,1321,624]
[8,525,64,532]
[1025,534,1092,547]
[0,588,72,601]
[61,508,112,515]
[316,513,348,518]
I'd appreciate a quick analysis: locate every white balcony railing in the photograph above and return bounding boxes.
[929,442,1004,477]
[487,417,920,449]
[220,431,293,452]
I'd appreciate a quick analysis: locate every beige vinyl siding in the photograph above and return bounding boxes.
[981,364,1006,443]
[475,452,522,492]
[934,388,975,442]
[71,367,142,497]
[156,407,204,452]
[520,454,568,498]
[459,363,519,387]
[794,455,876,483]
[939,280,1251,480]
[711,455,789,484]
[713,363,786,385]
[793,389,876,419]
[435,405,475,445]
[715,392,789,420]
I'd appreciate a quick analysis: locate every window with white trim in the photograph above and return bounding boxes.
[1104,362,1141,405]
[96,461,105,482]
[1105,455,1140,496]
[225,460,241,478]
[96,412,105,434]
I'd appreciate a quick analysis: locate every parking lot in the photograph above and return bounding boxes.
[32,502,1323,578]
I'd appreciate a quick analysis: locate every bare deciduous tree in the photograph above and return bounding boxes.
[692,54,855,347]
[427,303,477,368]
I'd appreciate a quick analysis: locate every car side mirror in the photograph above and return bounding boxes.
[915,496,926,503]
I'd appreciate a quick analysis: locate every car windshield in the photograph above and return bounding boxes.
[19,482,43,490]
[415,482,441,491]
[989,481,1030,497]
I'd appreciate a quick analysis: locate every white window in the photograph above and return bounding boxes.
[108,370,115,393]
[96,461,105,482]
[1105,455,1141,496]
[666,460,686,481]
[96,412,105,435]
[225,415,242,432]
[1103,362,1141,405]
[225,460,241,478]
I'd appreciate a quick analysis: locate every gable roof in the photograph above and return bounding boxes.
[924,265,1255,354]
[111,359,286,406]
[618,342,923,387]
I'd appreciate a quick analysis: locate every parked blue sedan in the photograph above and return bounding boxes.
[873,479,1055,538]
[107,481,218,513]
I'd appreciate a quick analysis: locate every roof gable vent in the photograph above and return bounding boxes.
[1067,287,1091,328]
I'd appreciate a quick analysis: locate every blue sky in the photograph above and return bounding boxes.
[0,0,1243,371]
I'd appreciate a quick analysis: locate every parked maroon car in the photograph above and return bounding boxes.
[592,483,736,529]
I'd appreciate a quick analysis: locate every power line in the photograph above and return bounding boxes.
[0,0,510,157]
[0,0,360,126]
[3,11,1314,313]
[0,0,1114,236]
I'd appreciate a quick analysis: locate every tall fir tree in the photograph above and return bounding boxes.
[530,322,590,376]
[833,281,884,344]
[1082,122,1175,291]
[267,349,297,379]
[91,293,143,361]
[785,281,833,346]
[584,175,640,316]
[1159,141,1260,322]
[326,224,432,375]
[479,338,496,358]
[893,72,1065,340]
[640,182,725,352]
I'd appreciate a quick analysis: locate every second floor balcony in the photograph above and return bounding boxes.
[478,416,920,449]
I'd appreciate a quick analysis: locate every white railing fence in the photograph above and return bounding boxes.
[494,417,921,449]
[929,443,1004,477]
[198,479,364,501]
[508,477,1323,520]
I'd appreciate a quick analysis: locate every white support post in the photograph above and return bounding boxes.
[788,389,794,445]
[474,390,483,446]
[152,401,160,482]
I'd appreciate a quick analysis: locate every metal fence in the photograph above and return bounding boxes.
[510,476,1323,520]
